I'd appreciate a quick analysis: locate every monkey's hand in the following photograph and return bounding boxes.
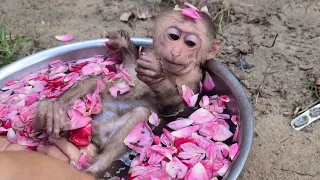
[33,98,71,138]
[33,77,99,137]
[136,54,164,86]
[104,30,137,53]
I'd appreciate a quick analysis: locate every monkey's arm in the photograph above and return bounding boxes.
[33,76,100,137]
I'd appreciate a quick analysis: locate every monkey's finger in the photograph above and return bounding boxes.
[46,101,54,135]
[52,101,61,138]
[136,59,153,70]
[49,137,81,163]
[137,74,154,83]
[135,67,158,78]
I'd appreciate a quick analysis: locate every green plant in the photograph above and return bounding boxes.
[0,19,24,67]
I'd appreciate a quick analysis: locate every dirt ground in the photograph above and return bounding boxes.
[1,0,320,179]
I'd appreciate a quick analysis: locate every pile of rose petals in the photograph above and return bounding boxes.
[123,74,240,180]
[0,45,133,153]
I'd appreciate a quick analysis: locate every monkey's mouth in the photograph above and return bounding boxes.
[163,58,185,68]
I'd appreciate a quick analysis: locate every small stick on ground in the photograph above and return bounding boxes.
[255,64,271,104]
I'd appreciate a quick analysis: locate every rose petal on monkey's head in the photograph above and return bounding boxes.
[189,108,215,125]
[148,112,160,127]
[167,118,193,130]
[203,72,215,92]
[181,8,201,20]
[55,34,73,42]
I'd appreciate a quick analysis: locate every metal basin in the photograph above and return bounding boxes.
[0,38,254,180]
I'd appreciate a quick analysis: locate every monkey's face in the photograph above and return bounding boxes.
[153,12,212,75]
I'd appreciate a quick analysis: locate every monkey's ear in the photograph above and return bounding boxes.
[206,39,222,60]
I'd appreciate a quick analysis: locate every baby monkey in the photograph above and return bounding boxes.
[32,6,221,177]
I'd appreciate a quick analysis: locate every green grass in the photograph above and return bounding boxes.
[0,19,24,68]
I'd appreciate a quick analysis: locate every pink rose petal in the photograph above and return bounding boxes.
[167,118,193,130]
[67,109,92,130]
[233,125,239,142]
[55,34,73,42]
[199,95,210,108]
[148,152,164,165]
[81,63,102,76]
[185,162,209,180]
[153,135,161,145]
[220,95,230,103]
[148,112,160,127]
[181,154,205,168]
[124,121,154,154]
[182,85,198,107]
[212,124,233,142]
[206,144,217,162]
[150,145,177,160]
[229,143,239,160]
[76,152,89,170]
[7,128,17,143]
[180,142,206,154]
[165,157,188,179]
[231,115,237,125]
[171,125,200,138]
[109,82,130,98]
[191,133,213,150]
[203,72,215,92]
[160,134,172,147]
[189,108,215,125]
[181,8,202,20]
[162,128,175,142]
[130,155,142,167]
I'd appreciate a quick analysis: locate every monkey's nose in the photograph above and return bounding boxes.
[171,50,181,57]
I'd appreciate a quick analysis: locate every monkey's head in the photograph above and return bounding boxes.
[153,10,221,75]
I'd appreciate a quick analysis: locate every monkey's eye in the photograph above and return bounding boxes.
[185,34,198,48]
[167,28,180,41]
